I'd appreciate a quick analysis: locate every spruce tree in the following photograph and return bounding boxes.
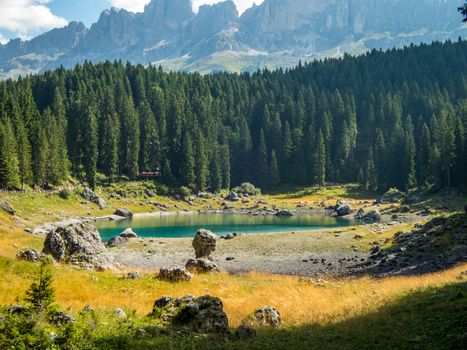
[269,150,280,190]
[16,119,32,189]
[314,130,326,187]
[0,118,20,189]
[25,259,55,313]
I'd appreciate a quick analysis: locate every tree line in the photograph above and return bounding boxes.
[0,39,465,192]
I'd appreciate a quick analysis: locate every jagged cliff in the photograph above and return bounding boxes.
[0,0,465,77]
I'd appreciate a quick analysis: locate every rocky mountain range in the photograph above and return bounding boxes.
[0,0,465,78]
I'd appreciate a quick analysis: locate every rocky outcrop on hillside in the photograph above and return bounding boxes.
[0,0,464,77]
[357,214,467,276]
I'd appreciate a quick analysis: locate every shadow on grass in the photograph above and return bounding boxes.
[92,282,466,350]
[267,184,377,200]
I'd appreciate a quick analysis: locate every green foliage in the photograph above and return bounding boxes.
[24,259,55,313]
[0,40,465,192]
[232,182,261,196]
[58,188,72,200]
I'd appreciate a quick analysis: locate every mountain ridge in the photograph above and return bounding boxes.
[0,0,465,78]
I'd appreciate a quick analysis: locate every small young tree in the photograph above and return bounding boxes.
[25,259,55,313]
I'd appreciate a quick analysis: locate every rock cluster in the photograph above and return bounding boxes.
[16,249,45,262]
[151,295,229,334]
[82,188,106,209]
[376,188,405,204]
[42,222,120,270]
[107,228,138,247]
[158,267,193,282]
[331,200,353,216]
[356,214,467,276]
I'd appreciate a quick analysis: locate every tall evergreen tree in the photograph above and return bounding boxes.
[0,118,20,189]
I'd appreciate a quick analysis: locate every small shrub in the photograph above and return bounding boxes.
[156,184,170,196]
[232,183,261,196]
[178,186,192,199]
[58,188,72,200]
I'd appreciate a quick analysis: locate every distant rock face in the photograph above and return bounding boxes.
[43,222,120,270]
[0,0,463,77]
[192,229,219,259]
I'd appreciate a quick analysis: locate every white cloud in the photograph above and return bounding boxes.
[0,32,7,44]
[0,0,68,39]
[109,0,264,15]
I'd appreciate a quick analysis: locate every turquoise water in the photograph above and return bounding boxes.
[95,213,353,241]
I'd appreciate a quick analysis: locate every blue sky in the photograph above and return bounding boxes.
[0,0,264,44]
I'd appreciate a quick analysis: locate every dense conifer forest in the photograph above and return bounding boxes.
[0,40,465,192]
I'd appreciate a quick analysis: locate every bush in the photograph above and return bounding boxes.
[178,186,192,199]
[232,183,261,196]
[58,188,72,200]
[156,184,171,196]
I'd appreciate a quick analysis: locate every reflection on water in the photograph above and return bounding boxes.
[95,213,353,240]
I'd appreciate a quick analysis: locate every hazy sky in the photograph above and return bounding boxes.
[0,0,264,43]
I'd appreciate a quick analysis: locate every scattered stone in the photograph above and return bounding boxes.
[226,192,241,202]
[42,222,120,270]
[8,305,27,315]
[126,271,140,279]
[275,210,293,217]
[243,306,282,328]
[49,311,76,325]
[158,267,193,282]
[370,246,381,255]
[115,308,127,318]
[235,325,256,339]
[0,201,15,215]
[192,229,219,259]
[226,257,235,261]
[82,188,106,209]
[114,208,133,218]
[400,205,411,213]
[144,189,155,197]
[151,295,229,334]
[185,258,220,274]
[16,249,45,262]
[354,234,364,240]
[107,236,128,247]
[333,200,353,216]
[83,305,94,312]
[222,233,235,240]
[120,228,138,238]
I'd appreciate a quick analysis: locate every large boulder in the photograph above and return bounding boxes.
[377,188,405,204]
[82,188,106,209]
[42,222,120,270]
[226,192,240,202]
[336,202,353,216]
[158,267,193,282]
[151,295,229,334]
[243,306,282,328]
[114,208,133,218]
[0,201,15,215]
[107,236,128,247]
[185,258,220,274]
[192,229,219,259]
[364,209,382,223]
[120,228,138,238]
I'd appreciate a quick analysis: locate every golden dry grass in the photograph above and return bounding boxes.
[1,258,465,328]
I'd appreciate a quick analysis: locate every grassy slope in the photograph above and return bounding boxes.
[0,183,466,349]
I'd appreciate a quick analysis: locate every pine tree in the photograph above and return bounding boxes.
[25,259,55,312]
[220,144,231,190]
[0,118,20,189]
[314,130,326,187]
[81,100,98,189]
[99,89,119,179]
[16,119,32,189]
[269,150,280,190]
[256,130,269,189]
[180,131,195,188]
[194,129,209,191]
[209,148,222,192]
[404,115,416,191]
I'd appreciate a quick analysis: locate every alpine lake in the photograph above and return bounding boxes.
[95,213,354,241]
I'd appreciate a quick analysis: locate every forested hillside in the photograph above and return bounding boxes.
[0,40,466,192]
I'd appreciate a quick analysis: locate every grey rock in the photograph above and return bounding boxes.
[49,311,76,325]
[120,228,138,238]
[107,236,129,247]
[192,229,219,259]
[115,308,127,318]
[364,209,382,223]
[377,189,405,204]
[144,189,155,197]
[151,295,229,334]
[16,249,45,262]
[227,192,241,202]
[43,222,120,270]
[354,208,365,219]
[185,258,220,274]
[114,208,133,218]
[82,188,106,209]
[8,305,27,315]
[246,306,282,328]
[158,267,193,282]
[275,210,293,217]
[0,201,15,215]
[126,271,140,279]
[336,203,353,217]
